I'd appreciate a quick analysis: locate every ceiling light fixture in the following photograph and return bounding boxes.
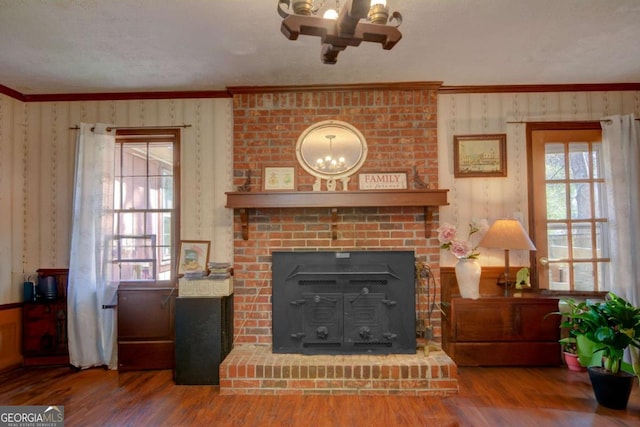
[277,0,402,64]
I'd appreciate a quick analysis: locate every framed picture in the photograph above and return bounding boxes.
[262,166,296,191]
[177,240,210,274]
[358,171,408,190]
[453,134,507,177]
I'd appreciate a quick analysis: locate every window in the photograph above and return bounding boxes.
[111,129,180,283]
[528,123,609,292]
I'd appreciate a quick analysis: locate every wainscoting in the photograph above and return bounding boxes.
[0,305,22,371]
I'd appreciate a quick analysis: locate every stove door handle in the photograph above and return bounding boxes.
[350,287,370,304]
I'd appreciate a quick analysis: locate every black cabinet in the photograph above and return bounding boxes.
[174,295,233,385]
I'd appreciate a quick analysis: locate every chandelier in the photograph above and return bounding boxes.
[315,134,348,172]
[277,0,403,64]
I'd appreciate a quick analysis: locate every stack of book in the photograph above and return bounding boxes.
[207,262,232,280]
[183,270,206,280]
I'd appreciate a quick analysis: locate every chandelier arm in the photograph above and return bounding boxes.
[278,0,292,18]
[389,11,403,28]
[312,0,327,15]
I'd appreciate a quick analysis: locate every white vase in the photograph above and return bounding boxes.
[455,258,481,299]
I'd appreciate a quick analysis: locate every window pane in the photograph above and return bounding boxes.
[116,211,147,235]
[595,222,609,258]
[570,183,591,219]
[569,143,589,179]
[546,184,567,220]
[598,262,609,291]
[545,143,565,180]
[549,262,569,290]
[592,143,602,179]
[547,223,568,260]
[148,143,173,169]
[122,144,149,177]
[117,262,154,281]
[148,176,173,209]
[572,223,593,259]
[593,182,605,218]
[573,263,594,291]
[162,175,173,209]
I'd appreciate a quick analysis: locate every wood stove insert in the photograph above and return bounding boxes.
[272,251,416,355]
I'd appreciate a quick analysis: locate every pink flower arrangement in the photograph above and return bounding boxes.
[437,218,489,259]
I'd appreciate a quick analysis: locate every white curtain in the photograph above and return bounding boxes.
[68,123,118,369]
[601,114,640,307]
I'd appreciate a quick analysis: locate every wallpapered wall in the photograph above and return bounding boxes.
[0,94,234,304]
[2,89,640,304]
[437,90,640,267]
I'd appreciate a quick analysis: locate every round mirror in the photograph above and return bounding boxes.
[295,120,368,180]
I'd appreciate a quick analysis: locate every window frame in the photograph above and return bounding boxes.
[114,128,181,287]
[526,121,609,292]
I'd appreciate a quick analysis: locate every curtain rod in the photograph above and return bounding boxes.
[69,124,191,132]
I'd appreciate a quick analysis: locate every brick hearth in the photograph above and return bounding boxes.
[219,344,458,396]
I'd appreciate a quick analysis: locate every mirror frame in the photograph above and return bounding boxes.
[295,120,368,181]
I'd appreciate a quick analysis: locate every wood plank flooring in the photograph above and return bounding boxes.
[1,365,638,426]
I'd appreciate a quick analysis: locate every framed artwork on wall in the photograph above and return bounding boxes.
[262,166,296,191]
[177,240,210,274]
[453,134,507,178]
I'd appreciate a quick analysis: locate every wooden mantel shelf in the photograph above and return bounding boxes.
[225,190,449,240]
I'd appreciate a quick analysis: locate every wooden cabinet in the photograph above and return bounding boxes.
[117,287,176,371]
[441,267,562,366]
[22,269,69,366]
[444,297,561,366]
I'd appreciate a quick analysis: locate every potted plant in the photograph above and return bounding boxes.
[551,292,640,409]
[549,298,595,372]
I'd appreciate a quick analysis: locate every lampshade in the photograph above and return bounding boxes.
[479,219,536,251]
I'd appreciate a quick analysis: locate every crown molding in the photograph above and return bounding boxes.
[0,87,231,102]
[227,81,444,95]
[3,81,640,102]
[0,84,26,101]
[439,83,640,94]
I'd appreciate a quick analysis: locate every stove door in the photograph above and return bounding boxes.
[301,292,344,351]
[344,291,389,344]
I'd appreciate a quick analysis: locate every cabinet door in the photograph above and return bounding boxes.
[452,300,510,341]
[117,288,175,371]
[23,303,67,355]
[514,300,561,341]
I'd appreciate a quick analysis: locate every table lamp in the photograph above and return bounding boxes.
[479,218,536,296]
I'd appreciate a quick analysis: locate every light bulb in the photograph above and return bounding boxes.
[323,9,338,19]
[371,0,386,5]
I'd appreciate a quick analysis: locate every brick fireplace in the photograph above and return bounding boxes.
[221,83,457,395]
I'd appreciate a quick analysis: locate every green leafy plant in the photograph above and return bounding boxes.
[550,293,640,375]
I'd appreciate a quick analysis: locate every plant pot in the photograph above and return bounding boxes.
[563,352,586,372]
[455,258,481,299]
[587,366,635,410]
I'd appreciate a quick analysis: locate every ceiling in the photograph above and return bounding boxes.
[1,0,640,95]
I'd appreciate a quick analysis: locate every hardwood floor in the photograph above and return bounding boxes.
[1,365,638,426]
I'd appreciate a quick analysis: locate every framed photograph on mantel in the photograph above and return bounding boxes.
[453,134,507,178]
[262,166,296,191]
